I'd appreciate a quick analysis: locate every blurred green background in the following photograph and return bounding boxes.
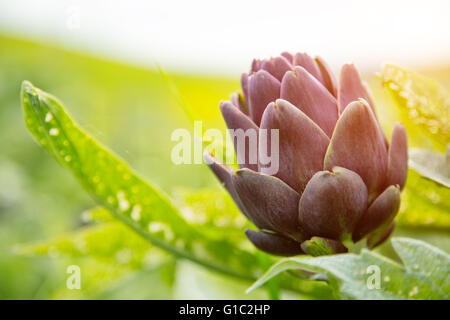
[0,33,449,299]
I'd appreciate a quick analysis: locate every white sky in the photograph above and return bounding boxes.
[0,0,449,75]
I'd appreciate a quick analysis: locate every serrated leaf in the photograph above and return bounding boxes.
[21,81,259,281]
[380,64,450,151]
[409,148,450,188]
[248,237,450,300]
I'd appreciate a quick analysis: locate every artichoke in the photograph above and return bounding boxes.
[205,52,408,256]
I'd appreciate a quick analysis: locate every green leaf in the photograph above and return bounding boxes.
[172,188,249,239]
[380,64,450,151]
[91,262,176,299]
[21,80,259,281]
[391,238,449,297]
[397,169,450,229]
[248,237,450,300]
[409,148,450,188]
[376,66,450,228]
[14,221,176,299]
[81,207,116,224]
[15,215,176,299]
[15,222,163,268]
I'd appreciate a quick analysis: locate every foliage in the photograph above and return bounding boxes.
[397,169,450,229]
[380,64,450,152]
[378,65,450,231]
[248,238,450,300]
[20,80,262,281]
[409,148,450,188]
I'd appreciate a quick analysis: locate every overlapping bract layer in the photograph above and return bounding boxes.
[206,52,408,256]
